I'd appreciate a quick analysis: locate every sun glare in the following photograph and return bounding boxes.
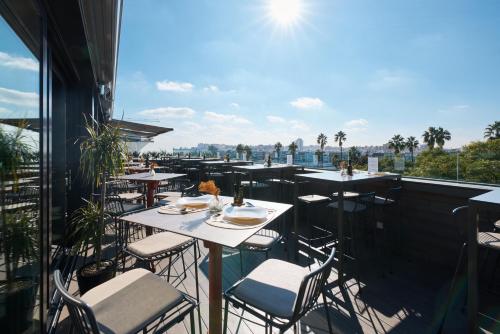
[268,0,303,27]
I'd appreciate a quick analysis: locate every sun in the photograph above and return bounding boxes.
[267,0,303,27]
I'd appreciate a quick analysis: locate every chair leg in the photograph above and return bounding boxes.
[322,291,333,334]
[181,251,187,279]
[193,241,202,333]
[239,249,244,277]
[167,257,172,281]
[223,298,229,334]
[438,242,466,334]
[189,310,195,334]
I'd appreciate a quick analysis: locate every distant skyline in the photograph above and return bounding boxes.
[113,0,500,151]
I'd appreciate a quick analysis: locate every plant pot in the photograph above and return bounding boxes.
[0,278,38,333]
[76,260,115,294]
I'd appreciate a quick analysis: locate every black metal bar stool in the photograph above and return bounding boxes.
[297,194,333,268]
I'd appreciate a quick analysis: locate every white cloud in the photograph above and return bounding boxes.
[204,111,251,124]
[139,107,195,118]
[368,69,413,90]
[345,119,368,127]
[289,120,310,131]
[437,104,470,114]
[0,107,11,113]
[230,102,240,109]
[156,80,194,92]
[0,51,38,71]
[290,97,324,110]
[266,115,286,124]
[0,87,38,107]
[203,85,219,93]
[344,118,368,132]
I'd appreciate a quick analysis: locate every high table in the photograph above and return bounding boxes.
[467,188,500,332]
[293,170,400,286]
[120,196,292,333]
[232,164,304,198]
[116,172,186,207]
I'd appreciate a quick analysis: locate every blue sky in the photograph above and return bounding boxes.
[1,1,499,151]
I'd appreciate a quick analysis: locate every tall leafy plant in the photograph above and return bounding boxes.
[78,117,125,268]
[0,125,37,287]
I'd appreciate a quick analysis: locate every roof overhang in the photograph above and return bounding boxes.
[78,0,123,119]
[0,118,173,142]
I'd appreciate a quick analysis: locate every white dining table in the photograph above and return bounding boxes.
[120,195,292,334]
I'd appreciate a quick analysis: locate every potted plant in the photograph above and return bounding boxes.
[0,125,39,332]
[73,118,125,293]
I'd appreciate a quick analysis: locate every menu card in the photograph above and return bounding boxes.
[368,157,378,173]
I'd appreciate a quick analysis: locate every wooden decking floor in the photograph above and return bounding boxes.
[56,230,498,334]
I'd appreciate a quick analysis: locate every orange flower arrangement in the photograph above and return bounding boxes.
[198,180,220,199]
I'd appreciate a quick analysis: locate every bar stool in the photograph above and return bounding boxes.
[298,194,333,268]
[328,192,375,291]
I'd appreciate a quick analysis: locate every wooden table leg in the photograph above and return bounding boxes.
[145,181,159,235]
[337,187,345,286]
[204,241,223,334]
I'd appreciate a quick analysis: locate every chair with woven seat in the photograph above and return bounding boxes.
[54,269,197,334]
[238,225,287,276]
[223,248,335,334]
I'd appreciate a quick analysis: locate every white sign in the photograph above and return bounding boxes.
[368,157,379,173]
[394,157,405,171]
[244,152,248,161]
[216,151,220,159]
[286,154,293,165]
[313,154,318,165]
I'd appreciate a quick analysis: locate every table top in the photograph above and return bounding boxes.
[296,170,400,184]
[470,189,500,208]
[120,196,292,248]
[116,172,186,182]
[200,160,253,165]
[232,163,303,171]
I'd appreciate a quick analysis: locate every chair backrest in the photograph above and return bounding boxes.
[452,205,468,243]
[385,185,402,205]
[292,248,336,320]
[356,191,376,212]
[104,194,125,216]
[53,270,100,334]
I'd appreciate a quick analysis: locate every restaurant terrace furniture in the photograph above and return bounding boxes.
[223,248,335,334]
[53,269,197,334]
[116,172,186,208]
[120,195,292,333]
[329,192,375,291]
[439,206,468,334]
[294,170,400,286]
[467,188,500,332]
[297,194,333,268]
[233,164,304,198]
[238,219,287,276]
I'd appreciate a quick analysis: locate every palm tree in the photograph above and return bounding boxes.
[315,149,323,166]
[236,143,244,159]
[316,133,327,166]
[288,141,298,163]
[387,134,405,155]
[274,142,283,160]
[435,127,451,149]
[405,136,419,163]
[334,131,347,160]
[484,121,500,140]
[422,126,437,150]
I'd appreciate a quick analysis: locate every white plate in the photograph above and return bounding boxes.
[223,205,268,221]
[175,195,212,209]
